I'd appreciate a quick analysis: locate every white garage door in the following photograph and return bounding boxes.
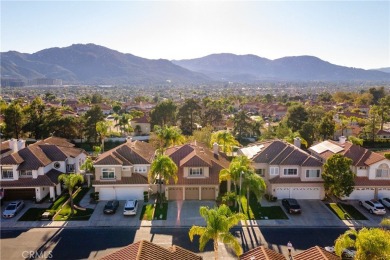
[291,187,321,200]
[378,188,390,199]
[275,187,290,199]
[346,188,375,200]
[115,187,144,200]
[99,188,116,200]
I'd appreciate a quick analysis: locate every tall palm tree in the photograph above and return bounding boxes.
[240,169,266,210]
[189,204,244,260]
[210,131,239,155]
[148,154,178,208]
[58,173,84,215]
[154,125,185,154]
[96,120,111,152]
[80,157,95,173]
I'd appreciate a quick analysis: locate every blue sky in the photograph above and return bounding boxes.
[1,1,389,69]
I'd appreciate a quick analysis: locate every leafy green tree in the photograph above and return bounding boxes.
[240,169,266,210]
[177,99,201,135]
[80,157,95,173]
[369,86,385,105]
[112,104,122,114]
[286,104,308,132]
[22,97,46,139]
[378,95,390,130]
[189,205,244,259]
[335,228,390,259]
[3,101,25,138]
[84,105,105,144]
[58,173,84,215]
[299,122,316,147]
[233,110,252,141]
[91,93,103,104]
[148,154,178,208]
[322,154,355,200]
[115,113,133,136]
[96,121,111,152]
[210,131,239,155]
[154,125,185,153]
[191,125,213,147]
[318,113,335,140]
[150,100,177,127]
[317,92,333,102]
[365,105,380,142]
[348,136,363,146]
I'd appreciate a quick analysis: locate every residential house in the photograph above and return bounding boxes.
[130,114,151,136]
[164,142,230,201]
[100,240,202,260]
[92,139,155,200]
[377,129,390,139]
[293,246,339,260]
[238,139,324,200]
[0,137,87,202]
[309,137,390,200]
[97,103,113,115]
[240,246,286,260]
[75,104,91,115]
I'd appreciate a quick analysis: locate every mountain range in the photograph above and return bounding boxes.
[1,44,389,85]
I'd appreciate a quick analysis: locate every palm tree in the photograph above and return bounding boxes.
[240,170,266,210]
[148,154,178,208]
[210,131,239,155]
[154,125,185,154]
[189,204,244,260]
[96,120,111,152]
[80,157,94,173]
[58,173,84,215]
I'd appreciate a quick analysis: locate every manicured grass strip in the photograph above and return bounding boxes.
[326,203,368,220]
[54,187,93,221]
[49,193,70,211]
[18,208,47,221]
[139,204,155,220]
[153,203,168,220]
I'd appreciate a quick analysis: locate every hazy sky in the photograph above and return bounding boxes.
[1,1,389,69]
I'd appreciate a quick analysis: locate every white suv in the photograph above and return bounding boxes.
[359,200,386,215]
[123,200,138,216]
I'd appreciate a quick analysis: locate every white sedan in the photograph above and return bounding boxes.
[325,246,356,258]
[359,200,386,215]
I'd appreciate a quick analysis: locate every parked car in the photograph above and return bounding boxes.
[123,199,138,216]
[324,246,356,258]
[2,200,25,218]
[103,200,119,214]
[282,198,301,214]
[359,200,386,215]
[379,198,390,208]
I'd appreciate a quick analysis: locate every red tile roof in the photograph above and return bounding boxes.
[293,246,339,260]
[354,177,390,186]
[0,169,62,188]
[240,246,286,260]
[100,240,202,260]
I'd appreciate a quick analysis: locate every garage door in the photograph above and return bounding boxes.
[3,188,35,200]
[185,187,199,200]
[291,187,321,200]
[275,187,290,199]
[378,188,390,199]
[115,187,144,200]
[346,188,375,200]
[99,188,116,200]
[168,187,183,200]
[201,187,215,200]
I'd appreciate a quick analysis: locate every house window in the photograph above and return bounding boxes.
[102,168,115,179]
[376,164,390,178]
[256,169,265,176]
[2,169,13,179]
[19,170,32,177]
[189,168,203,177]
[270,167,279,175]
[306,169,320,178]
[134,166,146,173]
[283,169,298,176]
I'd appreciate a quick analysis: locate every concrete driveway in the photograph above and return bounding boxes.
[0,200,50,227]
[88,200,143,227]
[167,200,216,227]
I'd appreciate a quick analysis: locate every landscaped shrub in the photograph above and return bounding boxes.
[264,194,277,202]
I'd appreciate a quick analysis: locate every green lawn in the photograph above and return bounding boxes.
[18,208,47,221]
[230,195,288,220]
[326,202,368,220]
[139,203,168,220]
[53,187,93,221]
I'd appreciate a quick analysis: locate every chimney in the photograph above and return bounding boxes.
[213,142,219,155]
[293,137,301,148]
[17,139,26,150]
[339,136,346,145]
[9,138,18,153]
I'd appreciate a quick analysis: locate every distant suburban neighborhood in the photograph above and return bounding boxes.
[1,84,390,259]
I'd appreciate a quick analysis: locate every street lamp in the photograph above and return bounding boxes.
[239,171,244,213]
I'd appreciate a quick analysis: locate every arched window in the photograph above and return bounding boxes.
[376,163,389,178]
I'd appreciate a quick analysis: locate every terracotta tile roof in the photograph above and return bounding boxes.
[95,140,154,166]
[132,115,150,124]
[165,142,230,186]
[249,140,323,167]
[269,176,323,184]
[0,174,58,188]
[293,246,339,260]
[93,174,148,185]
[33,137,75,148]
[100,240,202,260]
[354,177,390,186]
[0,141,11,155]
[240,246,286,260]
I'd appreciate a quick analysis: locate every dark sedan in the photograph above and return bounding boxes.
[103,200,119,214]
[282,198,301,214]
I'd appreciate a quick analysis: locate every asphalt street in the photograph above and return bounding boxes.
[1,227,350,259]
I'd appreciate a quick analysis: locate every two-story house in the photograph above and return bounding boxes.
[238,139,324,200]
[92,139,155,200]
[309,137,390,200]
[164,142,230,201]
[0,137,87,202]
